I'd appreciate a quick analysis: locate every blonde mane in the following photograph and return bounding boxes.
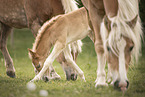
[32,15,62,52]
[101,0,143,62]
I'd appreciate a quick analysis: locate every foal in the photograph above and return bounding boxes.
[28,7,91,81]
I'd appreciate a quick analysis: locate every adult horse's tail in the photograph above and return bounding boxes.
[61,0,83,55]
[61,0,78,13]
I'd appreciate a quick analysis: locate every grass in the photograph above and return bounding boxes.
[0,29,145,97]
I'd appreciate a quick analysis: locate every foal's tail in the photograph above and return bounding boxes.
[61,0,78,13]
[61,0,83,54]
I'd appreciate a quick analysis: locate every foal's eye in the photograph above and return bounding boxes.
[36,64,41,68]
[107,46,111,52]
[129,46,134,51]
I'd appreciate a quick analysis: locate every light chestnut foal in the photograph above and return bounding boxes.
[29,7,91,82]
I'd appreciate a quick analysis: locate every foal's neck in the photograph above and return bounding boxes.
[34,30,55,59]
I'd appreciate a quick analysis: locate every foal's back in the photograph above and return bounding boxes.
[48,7,90,44]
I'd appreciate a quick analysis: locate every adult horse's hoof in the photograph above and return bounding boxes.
[71,73,77,81]
[95,83,108,88]
[6,71,16,78]
[66,73,77,81]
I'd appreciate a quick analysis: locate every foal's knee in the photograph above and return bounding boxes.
[65,55,72,64]
[44,60,52,68]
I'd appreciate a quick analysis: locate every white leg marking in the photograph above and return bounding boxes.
[30,42,64,82]
[95,53,108,87]
[63,45,86,82]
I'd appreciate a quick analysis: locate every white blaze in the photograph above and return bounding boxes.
[117,38,128,83]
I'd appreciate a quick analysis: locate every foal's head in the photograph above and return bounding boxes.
[101,15,142,91]
[28,49,45,72]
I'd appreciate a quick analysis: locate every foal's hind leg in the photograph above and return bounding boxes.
[0,23,15,78]
[63,45,85,82]
[56,52,78,81]
[30,41,65,82]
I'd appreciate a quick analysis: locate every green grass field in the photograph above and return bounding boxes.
[0,29,145,97]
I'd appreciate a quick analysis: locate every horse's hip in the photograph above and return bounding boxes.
[0,0,27,28]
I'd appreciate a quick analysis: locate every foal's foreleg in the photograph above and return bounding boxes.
[63,45,86,82]
[30,42,65,82]
[0,23,15,78]
[30,22,61,81]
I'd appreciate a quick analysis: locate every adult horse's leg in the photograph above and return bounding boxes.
[29,19,42,37]
[87,0,107,87]
[63,45,85,81]
[0,23,15,78]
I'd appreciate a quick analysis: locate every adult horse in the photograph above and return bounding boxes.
[0,0,82,81]
[81,0,142,91]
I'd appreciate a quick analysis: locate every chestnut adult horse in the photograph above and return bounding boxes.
[0,0,82,81]
[82,0,142,91]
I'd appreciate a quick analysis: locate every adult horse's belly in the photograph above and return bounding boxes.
[0,0,27,28]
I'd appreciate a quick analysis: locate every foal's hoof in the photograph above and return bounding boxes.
[42,76,49,82]
[71,74,77,81]
[6,71,16,78]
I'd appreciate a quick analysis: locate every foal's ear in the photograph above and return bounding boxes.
[126,15,138,28]
[28,48,39,59]
[104,15,111,32]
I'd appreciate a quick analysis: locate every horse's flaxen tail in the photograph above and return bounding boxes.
[61,0,83,54]
[61,0,78,13]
